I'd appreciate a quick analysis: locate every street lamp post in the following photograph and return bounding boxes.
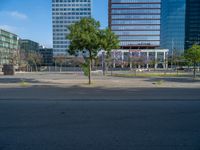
[171,39,174,69]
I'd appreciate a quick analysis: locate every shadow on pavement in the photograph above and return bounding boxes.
[0,78,44,84]
[0,85,199,101]
[145,77,200,83]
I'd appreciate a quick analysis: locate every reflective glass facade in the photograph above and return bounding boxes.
[160,0,186,53]
[185,0,200,50]
[20,39,39,52]
[109,0,161,49]
[0,29,19,65]
[160,0,200,53]
[52,0,91,56]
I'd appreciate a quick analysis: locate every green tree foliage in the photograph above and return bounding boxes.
[67,18,101,84]
[185,44,200,78]
[100,28,119,55]
[100,28,119,75]
[81,61,89,77]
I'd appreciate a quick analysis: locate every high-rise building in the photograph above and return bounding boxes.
[185,0,200,50]
[108,0,168,69]
[160,0,200,53]
[52,0,92,56]
[160,0,186,54]
[109,0,161,49]
[0,29,19,65]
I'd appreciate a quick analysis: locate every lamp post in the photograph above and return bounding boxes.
[171,39,174,69]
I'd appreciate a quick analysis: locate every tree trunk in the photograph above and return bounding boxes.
[89,58,92,84]
[193,62,196,78]
[88,51,92,84]
[35,63,38,72]
[102,52,106,76]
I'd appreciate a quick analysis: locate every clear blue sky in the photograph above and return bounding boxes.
[0,0,108,48]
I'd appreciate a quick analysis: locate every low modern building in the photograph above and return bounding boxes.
[19,39,39,53]
[109,49,169,69]
[38,47,53,66]
[160,0,200,54]
[0,29,19,65]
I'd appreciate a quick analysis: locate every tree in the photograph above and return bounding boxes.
[26,52,42,72]
[54,56,66,72]
[67,18,101,84]
[100,28,119,75]
[185,44,200,78]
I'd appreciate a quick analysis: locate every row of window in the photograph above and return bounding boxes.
[53,37,69,40]
[112,9,160,14]
[53,41,70,44]
[53,16,87,20]
[53,29,69,32]
[52,0,90,3]
[111,0,160,3]
[53,20,80,24]
[118,36,160,40]
[52,8,91,11]
[52,4,90,7]
[0,38,18,44]
[53,45,69,48]
[120,41,160,46]
[111,15,160,19]
[111,25,160,30]
[112,4,160,8]
[53,33,68,36]
[114,31,160,35]
[52,12,91,15]
[0,34,18,41]
[112,20,160,24]
[53,25,67,28]
[0,43,18,49]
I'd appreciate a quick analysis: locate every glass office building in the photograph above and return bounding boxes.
[20,39,39,52]
[52,0,91,56]
[109,0,161,49]
[160,0,200,53]
[0,29,19,65]
[108,0,169,69]
[185,0,200,50]
[160,0,186,53]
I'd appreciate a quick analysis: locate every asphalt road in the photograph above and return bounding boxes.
[0,99,200,150]
[0,72,200,150]
[0,86,200,101]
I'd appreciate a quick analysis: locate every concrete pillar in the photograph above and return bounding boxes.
[155,51,158,69]
[130,52,132,70]
[165,52,168,69]
[138,52,141,69]
[121,51,124,68]
[163,51,166,69]
[147,52,149,69]
[113,51,116,68]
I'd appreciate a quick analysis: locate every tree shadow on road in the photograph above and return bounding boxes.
[145,77,200,83]
[0,78,42,84]
[0,85,199,101]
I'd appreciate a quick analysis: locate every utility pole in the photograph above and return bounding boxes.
[171,39,174,69]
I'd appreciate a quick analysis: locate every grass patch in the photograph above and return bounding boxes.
[19,81,30,87]
[112,73,187,78]
[154,80,164,86]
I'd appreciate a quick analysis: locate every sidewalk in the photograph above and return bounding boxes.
[0,72,199,89]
